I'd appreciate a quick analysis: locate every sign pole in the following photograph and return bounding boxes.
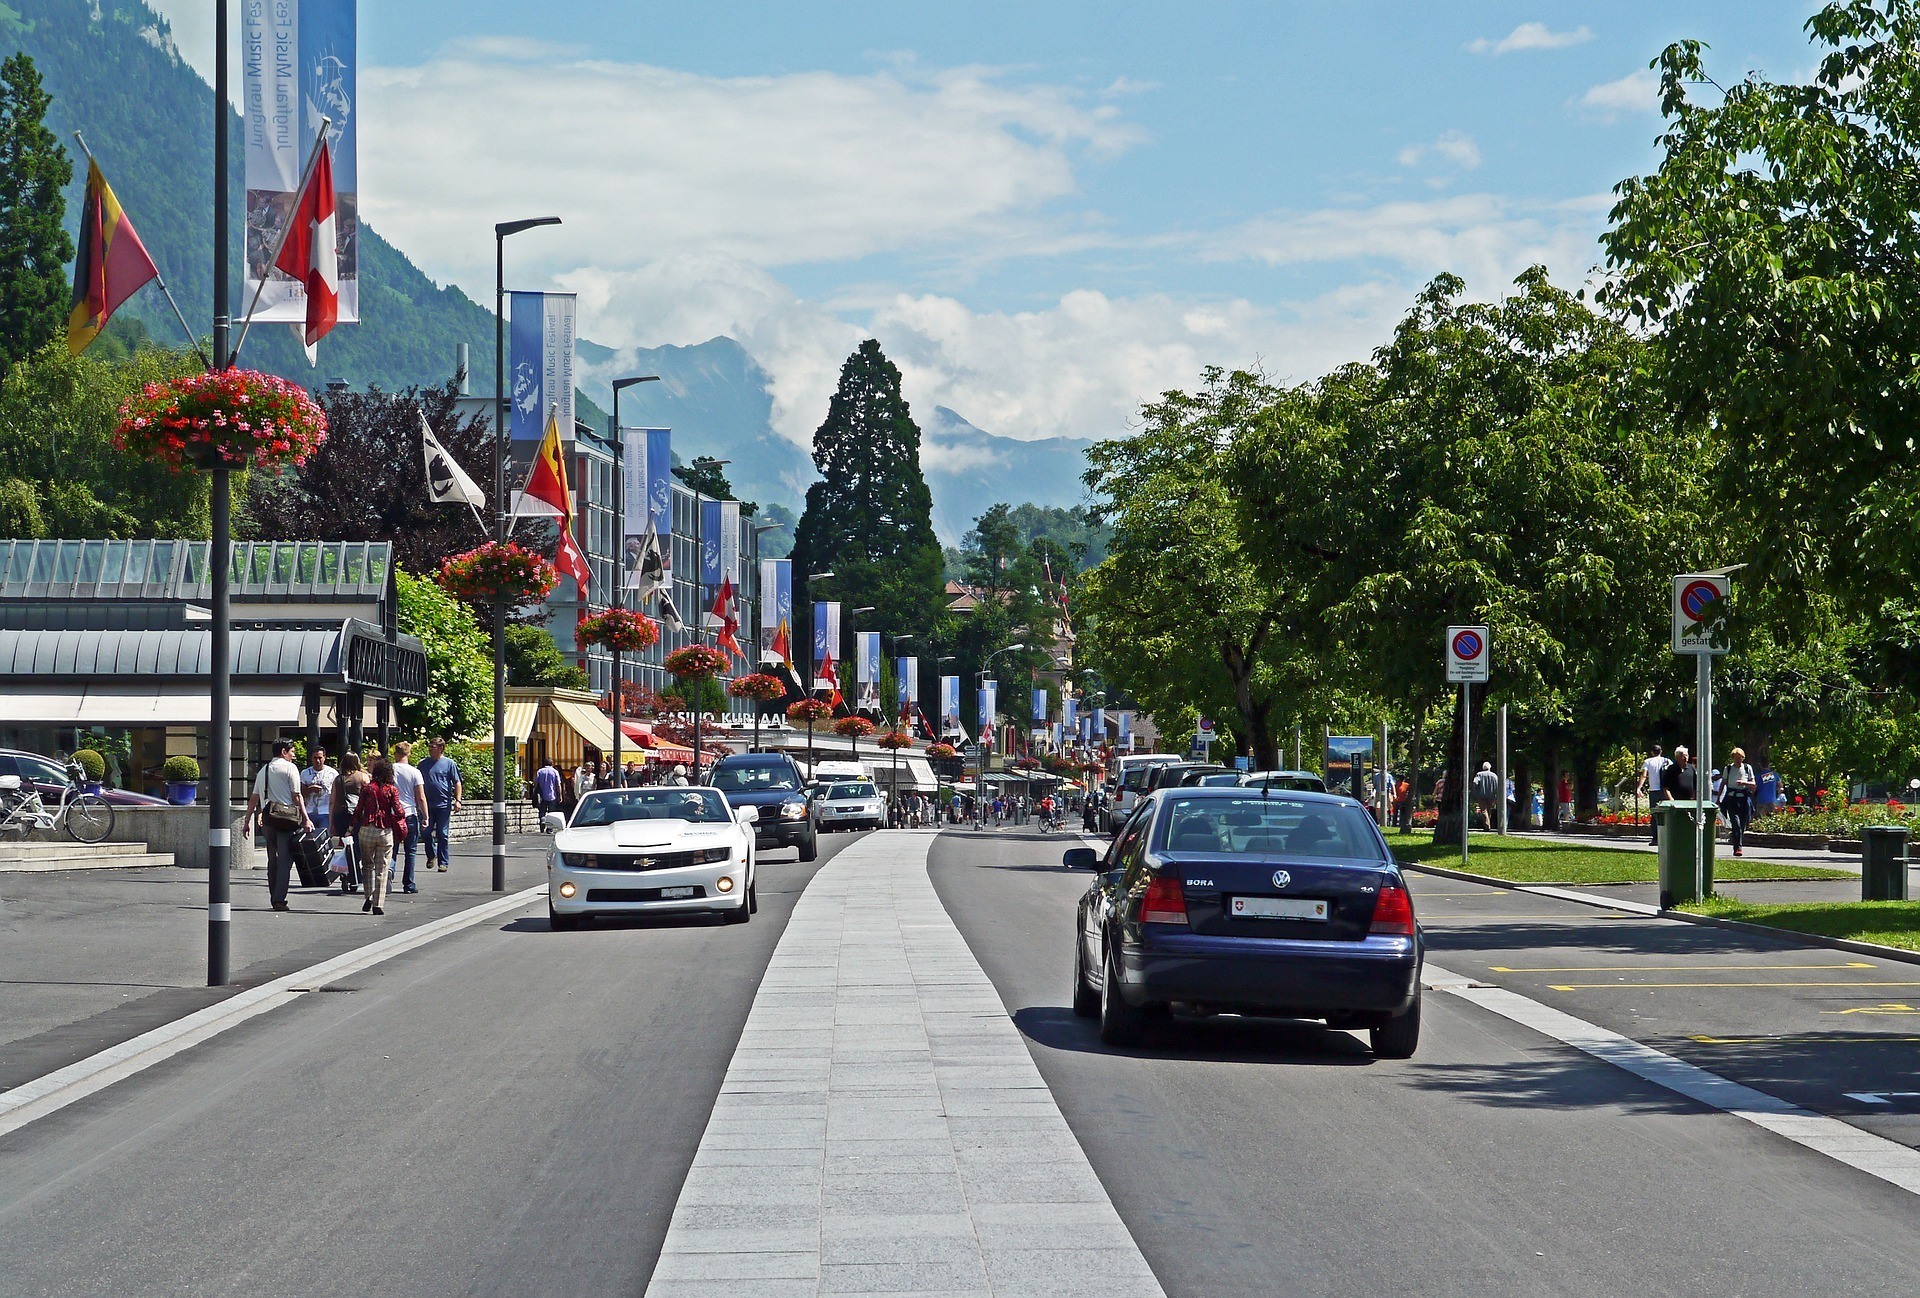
[1498,704,1508,834]
[1697,652,1710,905]
[1381,719,1390,828]
[1460,682,1471,871]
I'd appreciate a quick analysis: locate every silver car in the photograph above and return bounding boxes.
[814,780,886,831]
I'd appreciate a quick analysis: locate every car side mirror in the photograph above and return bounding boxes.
[736,805,759,824]
[1062,847,1099,870]
[541,812,567,833]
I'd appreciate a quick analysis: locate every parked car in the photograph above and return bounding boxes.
[0,749,166,806]
[706,751,819,861]
[544,786,758,929]
[1238,769,1329,794]
[1063,786,1421,1057]
[1171,765,1233,787]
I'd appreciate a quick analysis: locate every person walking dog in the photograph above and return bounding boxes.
[352,758,410,916]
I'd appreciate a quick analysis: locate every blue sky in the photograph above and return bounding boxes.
[152,1,1823,446]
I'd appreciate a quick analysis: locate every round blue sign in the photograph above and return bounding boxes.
[1681,579,1721,621]
[1452,630,1484,660]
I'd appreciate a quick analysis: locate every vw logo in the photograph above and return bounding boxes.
[1272,870,1291,889]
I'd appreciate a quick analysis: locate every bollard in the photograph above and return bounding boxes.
[1861,825,1910,901]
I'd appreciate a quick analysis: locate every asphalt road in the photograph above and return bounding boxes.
[0,831,864,1298]
[929,829,1920,1297]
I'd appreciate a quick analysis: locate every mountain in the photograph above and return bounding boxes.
[920,407,1094,542]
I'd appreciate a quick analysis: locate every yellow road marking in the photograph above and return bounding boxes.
[1492,962,1874,973]
[1690,1028,1920,1043]
[1827,1003,1920,1016]
[1546,981,1920,992]
[1428,913,1638,921]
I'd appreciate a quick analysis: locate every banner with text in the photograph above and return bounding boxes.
[897,657,918,706]
[700,501,723,591]
[761,559,792,660]
[508,292,575,449]
[941,676,961,734]
[813,602,840,672]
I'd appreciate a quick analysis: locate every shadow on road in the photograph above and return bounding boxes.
[1013,1004,1377,1066]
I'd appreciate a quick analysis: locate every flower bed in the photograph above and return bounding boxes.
[437,541,558,604]
[1753,804,1920,837]
[575,607,659,653]
[117,368,328,471]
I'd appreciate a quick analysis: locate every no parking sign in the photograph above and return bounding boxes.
[1445,625,1490,683]
[1672,573,1731,654]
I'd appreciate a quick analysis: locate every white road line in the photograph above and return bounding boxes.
[0,884,548,1139]
[1424,960,1920,1196]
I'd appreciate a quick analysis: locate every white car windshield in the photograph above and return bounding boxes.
[827,783,877,800]
[572,788,730,826]
[710,763,800,793]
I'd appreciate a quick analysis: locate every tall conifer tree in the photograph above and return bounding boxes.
[792,340,946,651]
[0,53,74,379]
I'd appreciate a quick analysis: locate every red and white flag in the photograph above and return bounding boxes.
[273,138,339,365]
[709,577,745,661]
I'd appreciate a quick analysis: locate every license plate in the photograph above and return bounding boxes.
[1230,896,1329,920]
[660,886,696,899]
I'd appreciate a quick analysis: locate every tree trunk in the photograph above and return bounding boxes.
[1574,749,1601,822]
[1512,761,1533,832]
[1542,744,1563,833]
[1431,688,1479,847]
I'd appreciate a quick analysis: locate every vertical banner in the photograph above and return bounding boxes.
[243,0,359,325]
[812,602,840,671]
[1063,696,1077,740]
[1032,688,1048,723]
[699,500,723,591]
[759,559,783,655]
[856,631,881,711]
[1117,711,1132,751]
[1093,707,1107,744]
[980,681,999,745]
[897,657,918,706]
[718,500,741,585]
[624,428,670,541]
[508,291,576,450]
[644,429,672,535]
[941,675,960,734]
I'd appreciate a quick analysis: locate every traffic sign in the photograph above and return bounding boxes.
[1672,573,1731,654]
[1445,625,1490,683]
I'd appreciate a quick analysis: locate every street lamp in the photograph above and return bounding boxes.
[976,642,1024,828]
[492,215,562,893]
[581,375,660,787]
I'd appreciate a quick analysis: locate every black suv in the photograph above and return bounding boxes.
[707,752,819,860]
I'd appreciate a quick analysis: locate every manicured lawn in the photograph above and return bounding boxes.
[1384,831,1855,886]
[1681,897,1920,954]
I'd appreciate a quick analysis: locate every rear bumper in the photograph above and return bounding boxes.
[1121,929,1420,1016]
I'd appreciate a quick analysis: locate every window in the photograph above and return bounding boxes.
[573,788,729,825]
[1153,795,1384,861]
[827,783,877,800]
[710,762,800,793]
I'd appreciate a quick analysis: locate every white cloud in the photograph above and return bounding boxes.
[1578,69,1661,120]
[1398,130,1483,171]
[1467,23,1594,55]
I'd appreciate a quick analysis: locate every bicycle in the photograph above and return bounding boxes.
[0,760,116,845]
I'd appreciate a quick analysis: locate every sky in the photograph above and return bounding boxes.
[150,0,1822,448]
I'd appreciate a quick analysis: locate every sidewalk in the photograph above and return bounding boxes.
[645,832,1162,1297]
[1502,827,1854,871]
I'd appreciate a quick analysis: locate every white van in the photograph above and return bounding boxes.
[1106,752,1181,831]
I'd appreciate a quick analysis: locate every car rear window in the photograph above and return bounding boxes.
[710,762,799,792]
[1154,795,1384,861]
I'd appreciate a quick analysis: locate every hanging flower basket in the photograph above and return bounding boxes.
[728,672,787,702]
[833,716,876,740]
[665,643,730,680]
[1013,756,1042,771]
[877,729,913,751]
[927,742,958,760]
[436,541,559,604]
[576,607,660,653]
[116,368,328,472]
[787,699,832,725]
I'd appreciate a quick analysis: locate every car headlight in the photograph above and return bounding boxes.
[560,852,597,868]
[691,847,731,865]
[780,799,808,820]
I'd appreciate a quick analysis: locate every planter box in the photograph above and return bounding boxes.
[1742,831,1832,849]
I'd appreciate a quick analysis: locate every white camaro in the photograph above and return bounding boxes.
[545,787,759,930]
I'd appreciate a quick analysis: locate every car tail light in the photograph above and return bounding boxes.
[1139,875,1188,925]
[1370,884,1415,936]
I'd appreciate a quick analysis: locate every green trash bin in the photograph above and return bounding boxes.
[1657,800,1717,908]
[1861,826,1910,902]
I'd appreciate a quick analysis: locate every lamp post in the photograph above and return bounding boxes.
[207,0,232,985]
[493,216,562,891]
[977,643,1024,828]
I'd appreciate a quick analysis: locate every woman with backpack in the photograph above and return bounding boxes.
[352,758,411,915]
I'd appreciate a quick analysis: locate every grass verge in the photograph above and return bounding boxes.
[1680,896,1920,954]
[1384,831,1855,886]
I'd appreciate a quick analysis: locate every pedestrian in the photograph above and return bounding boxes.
[244,739,310,912]
[300,745,337,846]
[1722,747,1756,857]
[330,752,368,895]
[623,760,640,788]
[573,760,593,805]
[1557,771,1574,825]
[417,737,463,874]
[1393,776,1413,832]
[352,757,410,916]
[535,757,562,823]
[1637,743,1668,845]
[670,763,689,787]
[1667,746,1698,800]
[391,741,427,894]
[1471,761,1500,830]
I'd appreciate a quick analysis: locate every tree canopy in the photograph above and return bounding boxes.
[0,53,73,380]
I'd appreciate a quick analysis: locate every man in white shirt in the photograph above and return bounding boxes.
[390,741,428,894]
[245,739,311,911]
[300,746,338,842]
[1636,743,1667,845]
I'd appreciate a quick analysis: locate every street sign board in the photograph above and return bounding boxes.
[1672,573,1731,654]
[1445,625,1490,683]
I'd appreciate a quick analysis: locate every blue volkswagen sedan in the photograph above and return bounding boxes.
[1064,787,1422,1057]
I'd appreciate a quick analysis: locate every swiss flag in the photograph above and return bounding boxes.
[274,138,339,362]
[710,577,745,662]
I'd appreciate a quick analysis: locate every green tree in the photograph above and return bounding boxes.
[505,622,589,690]
[791,340,947,648]
[395,569,491,739]
[0,52,72,379]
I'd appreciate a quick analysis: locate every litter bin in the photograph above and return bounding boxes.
[1861,825,1910,902]
[1657,800,1717,908]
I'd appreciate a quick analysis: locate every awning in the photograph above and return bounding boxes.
[552,697,620,755]
[472,696,542,748]
[5,683,302,725]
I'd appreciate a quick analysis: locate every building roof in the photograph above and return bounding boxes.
[0,539,393,603]
[0,619,426,698]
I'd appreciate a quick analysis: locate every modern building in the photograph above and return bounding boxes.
[0,539,427,804]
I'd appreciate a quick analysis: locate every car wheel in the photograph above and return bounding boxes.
[748,879,759,914]
[1098,943,1148,1047]
[798,829,819,861]
[1370,987,1421,1059]
[1071,933,1099,1019]
[725,892,752,924]
[548,903,580,931]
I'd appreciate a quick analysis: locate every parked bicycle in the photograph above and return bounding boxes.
[0,759,115,844]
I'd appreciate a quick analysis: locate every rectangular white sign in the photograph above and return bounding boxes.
[1672,573,1731,654]
[1445,625,1490,684]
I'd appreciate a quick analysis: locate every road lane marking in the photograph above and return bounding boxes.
[1492,963,1876,973]
[1846,1092,1920,1105]
[1543,981,1920,991]
[1690,1032,1920,1044]
[1426,959,1920,1197]
[0,884,549,1140]
[1827,1004,1920,1016]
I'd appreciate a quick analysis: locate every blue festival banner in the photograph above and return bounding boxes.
[1062,696,1077,738]
[645,429,672,534]
[979,681,998,732]
[897,657,918,706]
[700,500,723,591]
[813,602,839,671]
[508,291,576,450]
[1117,710,1131,750]
[941,675,960,732]
[760,559,793,659]
[1032,689,1048,723]
[1093,707,1106,743]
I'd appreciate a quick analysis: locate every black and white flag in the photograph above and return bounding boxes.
[420,413,486,521]
[628,529,687,631]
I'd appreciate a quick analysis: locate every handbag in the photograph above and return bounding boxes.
[264,799,303,832]
[326,847,350,876]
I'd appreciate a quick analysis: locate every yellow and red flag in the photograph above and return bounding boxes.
[67,157,159,354]
[512,410,592,597]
